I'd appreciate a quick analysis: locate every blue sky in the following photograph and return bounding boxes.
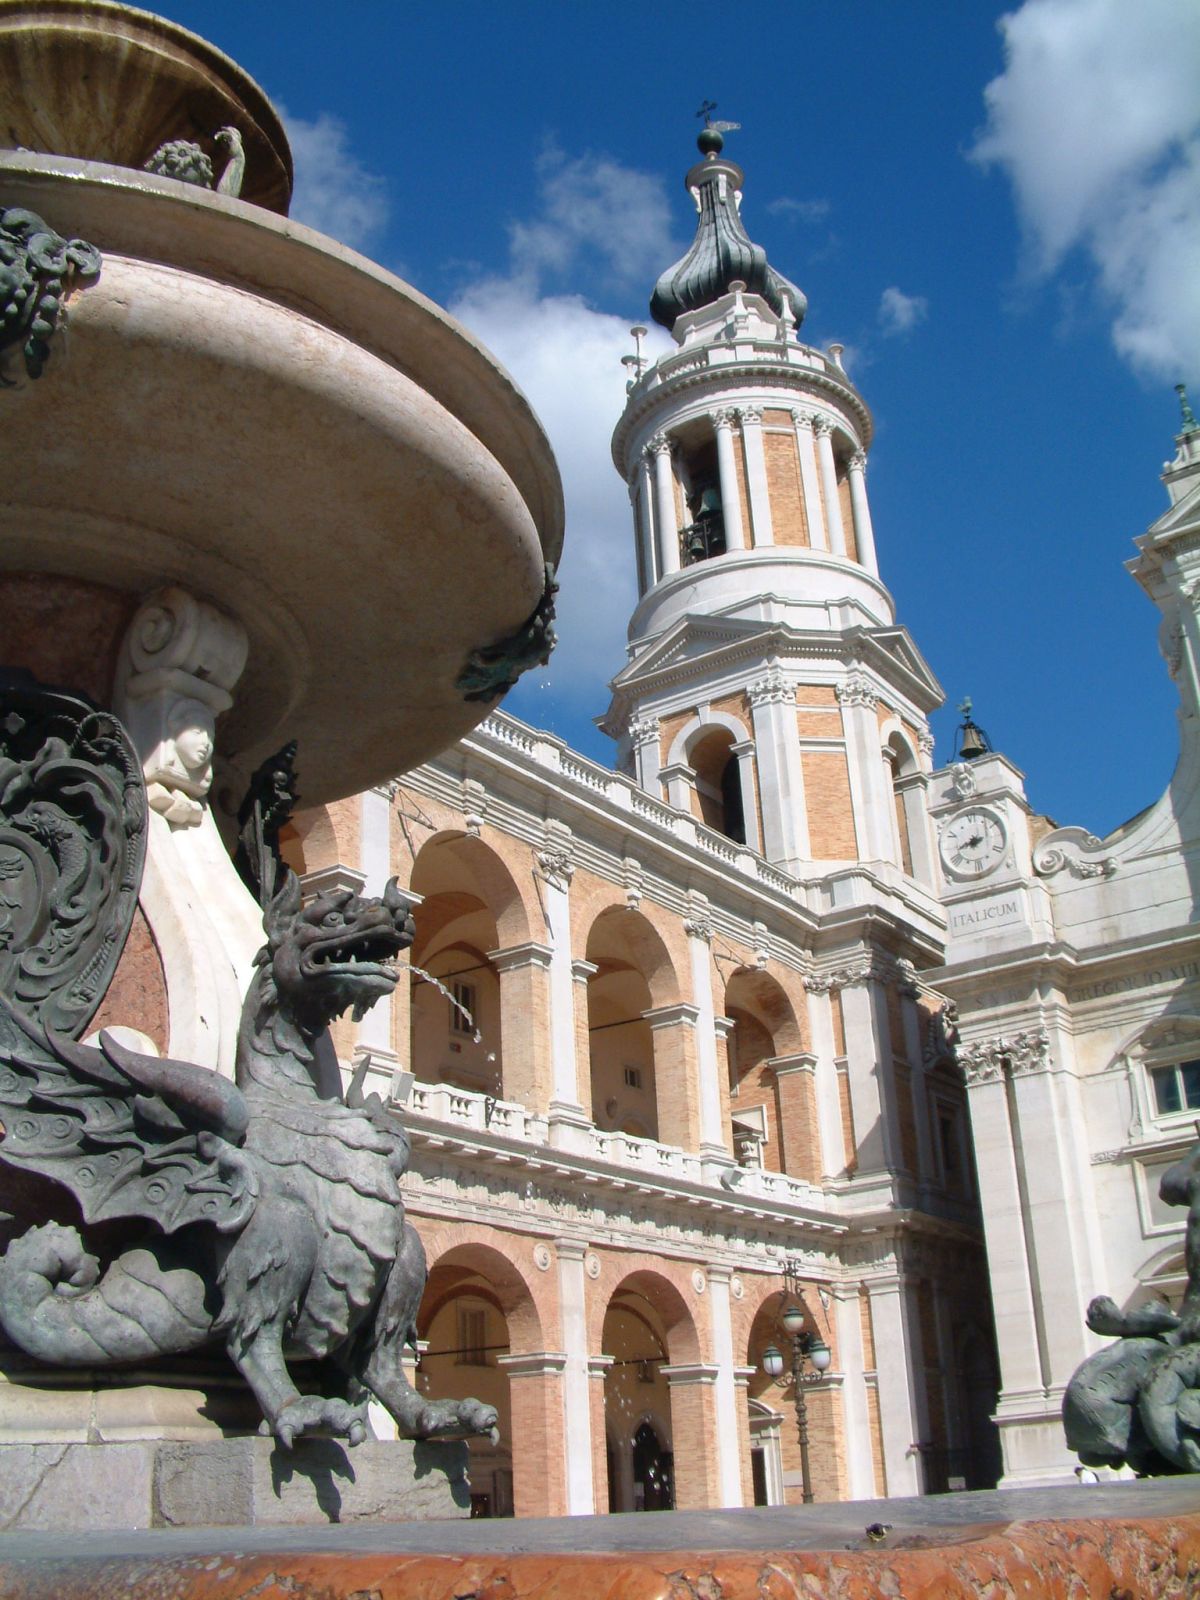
[158,0,1199,838]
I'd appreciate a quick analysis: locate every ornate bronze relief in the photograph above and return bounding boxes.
[0,673,146,1037]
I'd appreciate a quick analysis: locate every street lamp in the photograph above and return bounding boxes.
[759,1273,832,1504]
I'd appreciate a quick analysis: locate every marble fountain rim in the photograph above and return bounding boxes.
[0,155,565,807]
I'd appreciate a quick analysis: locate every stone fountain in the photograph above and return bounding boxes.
[0,0,561,1532]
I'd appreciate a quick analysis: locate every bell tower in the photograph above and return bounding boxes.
[603,127,942,884]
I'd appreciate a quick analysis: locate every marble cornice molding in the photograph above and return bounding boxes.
[957,1027,1053,1085]
[612,358,873,474]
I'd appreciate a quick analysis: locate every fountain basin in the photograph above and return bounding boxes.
[0,154,564,807]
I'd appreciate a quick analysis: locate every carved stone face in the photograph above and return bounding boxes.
[167,699,216,789]
[267,874,415,1031]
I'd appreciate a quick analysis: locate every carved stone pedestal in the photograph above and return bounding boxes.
[0,1436,470,1531]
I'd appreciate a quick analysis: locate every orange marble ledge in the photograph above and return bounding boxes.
[3,1513,1200,1600]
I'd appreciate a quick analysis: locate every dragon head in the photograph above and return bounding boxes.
[261,871,415,1035]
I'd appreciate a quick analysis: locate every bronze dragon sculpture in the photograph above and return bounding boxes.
[0,677,495,1449]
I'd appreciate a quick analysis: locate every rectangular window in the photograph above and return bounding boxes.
[450,981,476,1036]
[1151,1059,1200,1117]
[623,1065,643,1090]
[456,1306,487,1365]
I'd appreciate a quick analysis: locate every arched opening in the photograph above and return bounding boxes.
[744,1287,839,1503]
[724,969,809,1177]
[418,1239,545,1518]
[601,1271,701,1509]
[690,727,745,843]
[408,833,530,1100]
[677,428,725,566]
[748,1397,785,1505]
[884,731,932,883]
[585,908,681,1145]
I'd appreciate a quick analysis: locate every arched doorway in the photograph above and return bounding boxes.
[690,727,745,844]
[723,968,811,1178]
[585,908,681,1145]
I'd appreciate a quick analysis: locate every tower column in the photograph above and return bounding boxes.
[847,450,879,576]
[638,453,658,586]
[748,665,809,868]
[652,433,680,576]
[836,672,892,861]
[710,409,746,551]
[630,715,661,794]
[814,417,846,557]
[737,406,774,547]
[791,409,828,552]
[731,737,761,852]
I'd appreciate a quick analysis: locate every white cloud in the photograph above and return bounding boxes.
[450,275,672,722]
[508,144,680,291]
[280,107,390,251]
[766,197,831,223]
[971,0,1200,379]
[878,286,929,336]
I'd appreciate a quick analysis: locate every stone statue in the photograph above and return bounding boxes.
[0,678,496,1451]
[1063,1138,1200,1473]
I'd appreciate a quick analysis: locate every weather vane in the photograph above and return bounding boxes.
[695,99,740,135]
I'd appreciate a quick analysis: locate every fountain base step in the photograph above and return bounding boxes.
[0,1435,470,1532]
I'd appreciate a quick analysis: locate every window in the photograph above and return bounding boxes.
[450,981,476,1036]
[624,1065,643,1090]
[1150,1058,1200,1116]
[456,1305,487,1365]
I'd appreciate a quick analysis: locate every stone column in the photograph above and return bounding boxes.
[587,1353,614,1513]
[706,1267,746,1507]
[497,1350,569,1518]
[555,1240,596,1515]
[644,1002,702,1150]
[629,715,661,794]
[731,738,761,851]
[866,1274,925,1496]
[651,433,680,577]
[487,940,554,1111]
[571,957,599,1121]
[737,406,774,546]
[846,449,879,576]
[813,417,847,557]
[836,671,892,862]
[833,1286,877,1498]
[683,898,732,1164]
[769,1053,820,1180]
[710,408,746,551]
[350,786,399,1086]
[839,968,901,1179]
[114,585,254,1078]
[791,409,827,551]
[537,834,592,1148]
[637,453,658,587]
[662,1363,721,1508]
[899,988,935,1195]
[747,664,810,869]
[804,982,848,1180]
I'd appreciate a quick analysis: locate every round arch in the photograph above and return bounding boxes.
[724,968,809,1176]
[410,829,533,949]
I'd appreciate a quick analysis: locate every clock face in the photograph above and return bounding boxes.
[940,807,1007,879]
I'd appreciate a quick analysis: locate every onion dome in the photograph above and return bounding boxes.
[650,126,807,332]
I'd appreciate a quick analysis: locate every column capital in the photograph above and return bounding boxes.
[768,1051,819,1076]
[643,1000,702,1030]
[683,891,714,943]
[571,957,599,984]
[487,940,554,974]
[848,448,867,473]
[812,414,833,439]
[661,1362,721,1386]
[835,671,878,709]
[587,1354,615,1380]
[498,1351,569,1378]
[958,1028,1053,1085]
[736,404,763,425]
[730,737,756,757]
[791,407,815,430]
[628,715,659,749]
[555,1237,589,1262]
[649,430,673,457]
[713,1014,736,1041]
[747,665,792,707]
[709,407,736,429]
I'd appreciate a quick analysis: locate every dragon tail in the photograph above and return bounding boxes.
[0,1222,216,1365]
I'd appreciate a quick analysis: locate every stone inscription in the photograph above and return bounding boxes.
[949,894,1022,935]
[1070,959,1200,1004]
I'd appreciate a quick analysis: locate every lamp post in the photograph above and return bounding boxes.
[760,1270,831,1504]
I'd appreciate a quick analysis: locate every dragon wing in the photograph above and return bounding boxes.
[0,994,257,1234]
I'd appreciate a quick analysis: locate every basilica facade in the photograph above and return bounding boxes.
[288,130,1006,1516]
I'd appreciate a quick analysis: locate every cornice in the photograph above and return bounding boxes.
[612,353,873,473]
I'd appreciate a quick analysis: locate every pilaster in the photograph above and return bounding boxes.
[791,409,827,551]
[737,406,774,546]
[748,664,810,868]
[554,1240,595,1515]
[813,417,846,557]
[711,408,746,551]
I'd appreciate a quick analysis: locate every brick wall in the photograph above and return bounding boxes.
[802,749,858,859]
